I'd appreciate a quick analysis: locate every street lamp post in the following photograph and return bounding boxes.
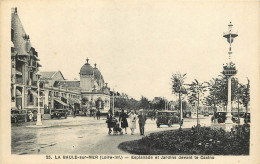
[222,22,238,131]
[36,73,42,126]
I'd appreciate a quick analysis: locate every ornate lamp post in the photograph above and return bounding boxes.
[222,22,238,131]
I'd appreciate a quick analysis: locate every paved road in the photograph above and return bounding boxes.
[12,115,212,155]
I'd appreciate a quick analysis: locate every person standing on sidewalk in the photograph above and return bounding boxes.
[72,106,76,118]
[129,110,137,135]
[106,112,113,134]
[138,109,147,135]
[28,111,33,122]
[96,109,101,120]
[93,108,97,119]
[119,109,129,134]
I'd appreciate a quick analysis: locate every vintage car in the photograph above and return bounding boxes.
[231,112,245,123]
[215,112,227,123]
[11,109,27,123]
[156,110,180,128]
[51,109,68,119]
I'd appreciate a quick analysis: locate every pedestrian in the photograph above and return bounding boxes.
[72,106,76,118]
[138,109,147,135]
[129,110,137,135]
[113,119,123,135]
[97,109,101,120]
[93,108,97,119]
[28,111,33,122]
[108,108,113,115]
[106,112,113,134]
[119,109,129,134]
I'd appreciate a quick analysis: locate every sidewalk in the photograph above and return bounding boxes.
[89,116,211,154]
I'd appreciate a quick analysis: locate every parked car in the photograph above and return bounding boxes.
[215,112,227,123]
[51,109,68,119]
[11,110,27,123]
[231,112,245,123]
[156,110,180,128]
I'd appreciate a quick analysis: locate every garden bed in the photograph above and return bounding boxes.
[118,125,250,155]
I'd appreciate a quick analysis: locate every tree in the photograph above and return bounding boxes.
[81,97,89,105]
[187,79,207,126]
[205,78,222,114]
[242,79,250,118]
[152,97,167,110]
[171,72,187,123]
[139,96,150,110]
[242,79,250,124]
[126,98,139,110]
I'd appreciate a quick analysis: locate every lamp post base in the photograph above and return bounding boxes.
[36,113,42,126]
[225,114,234,131]
[36,122,42,126]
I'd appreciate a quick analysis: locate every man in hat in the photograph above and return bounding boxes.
[138,109,147,135]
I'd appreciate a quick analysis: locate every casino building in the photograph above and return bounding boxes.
[40,59,111,115]
[79,58,111,113]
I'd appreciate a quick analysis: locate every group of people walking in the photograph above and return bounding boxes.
[106,109,147,136]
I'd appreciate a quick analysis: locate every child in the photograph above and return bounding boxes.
[113,119,123,135]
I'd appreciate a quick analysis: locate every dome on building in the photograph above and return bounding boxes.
[79,58,94,75]
[93,63,104,80]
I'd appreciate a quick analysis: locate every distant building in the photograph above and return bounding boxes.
[79,59,111,113]
[39,71,81,117]
[40,58,111,115]
[40,60,111,115]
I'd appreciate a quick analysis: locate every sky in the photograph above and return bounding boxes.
[6,1,260,101]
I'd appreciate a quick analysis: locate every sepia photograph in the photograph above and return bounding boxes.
[1,0,260,164]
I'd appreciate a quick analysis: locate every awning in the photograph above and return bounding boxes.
[30,90,38,96]
[61,96,67,100]
[54,99,69,106]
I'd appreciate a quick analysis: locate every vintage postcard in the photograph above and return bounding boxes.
[0,0,260,164]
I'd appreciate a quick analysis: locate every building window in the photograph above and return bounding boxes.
[29,93,33,103]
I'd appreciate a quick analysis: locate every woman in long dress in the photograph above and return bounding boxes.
[129,110,137,135]
[119,109,128,134]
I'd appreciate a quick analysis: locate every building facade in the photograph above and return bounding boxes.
[11,7,44,114]
[80,59,111,113]
[39,71,81,117]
